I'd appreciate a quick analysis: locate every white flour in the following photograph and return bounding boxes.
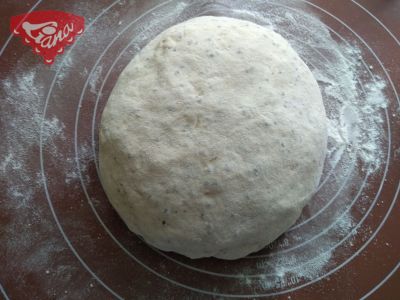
[89,66,103,94]
[1,69,65,209]
[1,0,390,296]
[65,143,93,185]
[197,0,388,289]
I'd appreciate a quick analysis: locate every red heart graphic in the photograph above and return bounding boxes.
[10,10,85,65]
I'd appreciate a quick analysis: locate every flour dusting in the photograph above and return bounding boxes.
[89,66,103,94]
[170,0,389,291]
[1,0,391,296]
[1,69,65,209]
[65,143,94,185]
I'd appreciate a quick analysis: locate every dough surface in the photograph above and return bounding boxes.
[99,16,327,259]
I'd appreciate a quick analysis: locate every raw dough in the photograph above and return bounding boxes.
[99,16,327,259]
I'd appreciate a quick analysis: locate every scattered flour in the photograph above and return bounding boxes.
[65,143,94,185]
[89,66,103,94]
[0,62,74,298]
[1,0,391,297]
[1,69,65,208]
[167,0,388,292]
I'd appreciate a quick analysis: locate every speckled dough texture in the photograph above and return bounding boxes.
[99,16,328,260]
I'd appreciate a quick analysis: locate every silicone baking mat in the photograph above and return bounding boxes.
[0,0,399,299]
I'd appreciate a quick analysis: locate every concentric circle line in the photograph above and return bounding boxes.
[82,46,398,292]
[270,180,399,298]
[270,0,400,291]
[161,0,394,274]
[250,105,392,258]
[248,0,397,250]
[73,0,269,297]
[0,283,10,300]
[188,2,389,258]
[270,1,397,103]
[157,166,397,279]
[155,158,370,272]
[242,156,366,258]
[139,178,398,296]
[194,4,373,212]
[72,1,277,295]
[349,3,400,297]
[40,0,127,299]
[360,261,400,300]
[278,0,399,106]
[64,0,396,297]
[86,12,368,264]
[90,3,370,254]
[234,0,390,238]
[351,0,400,47]
[83,0,390,282]
[248,1,384,235]
[300,0,400,107]
[0,0,43,57]
[282,31,362,197]
[90,25,362,231]
[84,6,369,276]
[251,0,396,258]
[76,0,393,290]
[0,1,392,297]
[287,152,356,232]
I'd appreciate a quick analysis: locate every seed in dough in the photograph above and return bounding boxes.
[99,16,328,260]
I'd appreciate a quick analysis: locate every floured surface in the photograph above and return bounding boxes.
[0,0,399,299]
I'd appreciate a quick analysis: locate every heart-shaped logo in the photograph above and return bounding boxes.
[10,10,85,65]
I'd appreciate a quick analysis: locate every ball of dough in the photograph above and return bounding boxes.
[99,16,327,260]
